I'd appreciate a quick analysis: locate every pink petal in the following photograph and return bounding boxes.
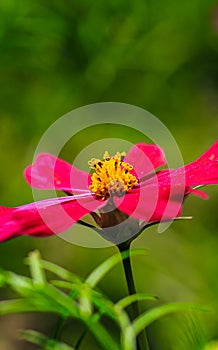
[24,153,91,193]
[183,140,218,186]
[0,194,104,242]
[120,145,216,223]
[156,141,218,188]
[152,141,218,194]
[0,207,21,241]
[124,143,166,180]
[113,189,155,222]
[115,182,183,223]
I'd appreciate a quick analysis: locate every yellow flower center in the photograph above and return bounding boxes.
[88,151,138,199]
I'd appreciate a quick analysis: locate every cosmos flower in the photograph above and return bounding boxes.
[0,141,218,244]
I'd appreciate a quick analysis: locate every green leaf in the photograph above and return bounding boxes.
[20,330,75,349]
[133,302,210,335]
[0,299,37,315]
[92,292,117,319]
[121,324,136,350]
[26,250,46,286]
[113,305,136,350]
[116,293,158,309]
[6,271,35,297]
[87,317,120,350]
[79,288,93,319]
[6,272,82,317]
[51,280,81,292]
[2,269,80,316]
[86,249,147,288]
[32,283,80,317]
[40,259,82,284]
[88,292,137,350]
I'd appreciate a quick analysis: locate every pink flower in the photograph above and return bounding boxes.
[0,141,218,243]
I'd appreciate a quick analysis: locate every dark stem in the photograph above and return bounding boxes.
[118,242,150,350]
[52,317,88,350]
[74,329,88,350]
[52,290,77,345]
[52,314,88,350]
[52,316,66,341]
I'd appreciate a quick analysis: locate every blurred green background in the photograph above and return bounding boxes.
[0,0,218,349]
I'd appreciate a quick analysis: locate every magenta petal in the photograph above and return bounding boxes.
[183,141,218,186]
[115,184,182,223]
[0,207,21,241]
[24,153,91,193]
[148,169,209,201]
[124,143,166,180]
[0,194,104,242]
[114,173,158,222]
[155,141,218,188]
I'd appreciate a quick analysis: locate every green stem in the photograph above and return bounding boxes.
[118,242,150,350]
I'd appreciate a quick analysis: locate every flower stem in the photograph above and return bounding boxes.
[118,242,150,350]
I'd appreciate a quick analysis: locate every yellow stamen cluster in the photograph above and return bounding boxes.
[88,151,138,199]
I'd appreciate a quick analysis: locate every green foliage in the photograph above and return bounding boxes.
[20,330,75,350]
[85,248,147,288]
[132,303,210,335]
[0,250,209,350]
